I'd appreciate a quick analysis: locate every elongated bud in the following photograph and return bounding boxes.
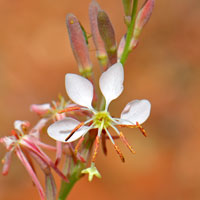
[134,0,155,39]
[122,0,133,26]
[97,10,117,65]
[89,0,108,70]
[66,14,93,78]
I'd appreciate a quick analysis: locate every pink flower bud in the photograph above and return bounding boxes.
[134,0,155,39]
[97,10,117,65]
[30,103,51,116]
[66,14,93,77]
[89,0,108,70]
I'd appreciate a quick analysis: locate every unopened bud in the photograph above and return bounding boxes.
[122,0,133,26]
[66,14,93,78]
[97,10,117,65]
[134,0,155,39]
[89,1,108,70]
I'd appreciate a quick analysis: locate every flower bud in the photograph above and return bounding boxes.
[97,10,117,65]
[89,0,108,70]
[122,0,133,26]
[30,103,51,116]
[66,14,93,78]
[134,0,155,39]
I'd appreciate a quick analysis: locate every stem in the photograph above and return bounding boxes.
[58,137,95,200]
[120,0,138,65]
[58,162,85,200]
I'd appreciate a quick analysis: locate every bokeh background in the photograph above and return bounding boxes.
[0,0,200,199]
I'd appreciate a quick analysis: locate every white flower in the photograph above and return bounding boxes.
[47,62,151,160]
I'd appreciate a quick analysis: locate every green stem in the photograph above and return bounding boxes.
[120,0,138,65]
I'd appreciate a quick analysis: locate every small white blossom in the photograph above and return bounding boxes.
[47,63,151,150]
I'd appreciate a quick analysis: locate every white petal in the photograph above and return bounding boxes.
[65,73,94,109]
[47,118,90,142]
[99,62,124,109]
[120,99,151,125]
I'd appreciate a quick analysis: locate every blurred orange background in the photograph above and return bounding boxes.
[0,0,200,199]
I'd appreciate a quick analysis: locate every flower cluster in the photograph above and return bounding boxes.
[1,0,154,199]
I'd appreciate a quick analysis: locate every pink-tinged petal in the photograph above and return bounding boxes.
[16,148,45,200]
[47,118,90,143]
[65,74,94,109]
[14,120,30,132]
[0,136,16,150]
[120,99,151,125]
[30,103,51,115]
[99,63,124,109]
[22,138,68,182]
[2,151,12,175]
[30,118,50,139]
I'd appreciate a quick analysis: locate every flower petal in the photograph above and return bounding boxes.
[65,73,94,109]
[47,118,90,142]
[99,62,124,109]
[120,99,151,125]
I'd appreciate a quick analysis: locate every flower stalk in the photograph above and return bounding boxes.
[120,0,138,65]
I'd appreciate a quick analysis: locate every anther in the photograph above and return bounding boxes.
[114,144,125,162]
[75,136,85,155]
[136,122,147,137]
[119,132,135,154]
[58,106,81,114]
[65,122,84,141]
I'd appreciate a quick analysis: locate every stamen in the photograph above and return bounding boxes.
[136,122,147,137]
[75,136,85,155]
[110,124,135,154]
[101,130,107,155]
[117,124,137,128]
[58,106,81,114]
[92,136,100,162]
[119,132,135,154]
[114,144,125,162]
[65,122,84,141]
[104,127,115,144]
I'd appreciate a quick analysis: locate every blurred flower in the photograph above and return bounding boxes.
[47,62,151,163]
[0,120,68,200]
